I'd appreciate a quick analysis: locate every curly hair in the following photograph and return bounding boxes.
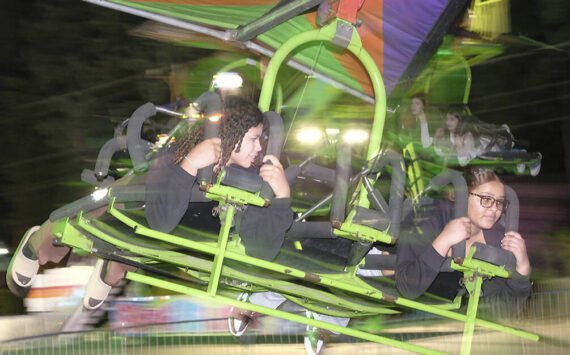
[464,166,502,190]
[173,96,263,170]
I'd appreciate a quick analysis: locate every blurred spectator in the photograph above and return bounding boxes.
[453,116,541,175]
[433,108,466,157]
[398,93,441,148]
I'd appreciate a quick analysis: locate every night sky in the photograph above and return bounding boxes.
[0,0,569,252]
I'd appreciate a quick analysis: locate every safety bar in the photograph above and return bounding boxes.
[81,136,128,187]
[504,185,519,232]
[49,185,146,221]
[126,103,156,173]
[363,150,406,237]
[331,144,351,223]
[285,221,335,240]
[263,111,285,158]
[362,253,396,270]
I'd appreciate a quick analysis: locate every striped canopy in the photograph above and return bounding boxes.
[86,0,468,101]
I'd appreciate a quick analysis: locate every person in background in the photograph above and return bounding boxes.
[433,109,463,157]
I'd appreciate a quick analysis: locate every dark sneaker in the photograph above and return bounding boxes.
[83,259,112,310]
[7,226,41,296]
[228,292,258,337]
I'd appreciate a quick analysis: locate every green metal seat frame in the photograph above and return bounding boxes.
[50,18,538,355]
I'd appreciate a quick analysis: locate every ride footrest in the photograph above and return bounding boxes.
[351,206,391,231]
[202,166,271,207]
[449,242,516,277]
[332,209,395,245]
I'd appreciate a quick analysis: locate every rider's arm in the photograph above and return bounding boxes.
[481,227,532,300]
[237,155,293,261]
[395,201,454,299]
[420,122,433,148]
[145,150,197,233]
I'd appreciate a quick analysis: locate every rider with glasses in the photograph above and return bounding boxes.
[395,167,531,301]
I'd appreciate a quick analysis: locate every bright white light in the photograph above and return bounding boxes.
[184,102,202,120]
[297,128,322,144]
[0,248,9,255]
[208,114,221,122]
[91,188,109,201]
[325,128,340,135]
[213,72,243,89]
[343,129,369,144]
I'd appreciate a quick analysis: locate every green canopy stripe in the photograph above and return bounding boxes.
[110,0,273,29]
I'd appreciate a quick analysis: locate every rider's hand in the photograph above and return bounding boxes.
[501,231,531,276]
[259,155,290,199]
[432,217,472,257]
[182,137,222,175]
[435,127,445,138]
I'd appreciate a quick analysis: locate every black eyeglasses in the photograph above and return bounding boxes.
[469,193,509,212]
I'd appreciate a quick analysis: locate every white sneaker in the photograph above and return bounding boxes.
[8,226,41,294]
[228,292,258,337]
[83,259,112,310]
[530,153,542,177]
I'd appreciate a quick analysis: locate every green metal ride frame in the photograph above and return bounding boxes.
[257,18,386,210]
[52,18,539,355]
[54,190,538,355]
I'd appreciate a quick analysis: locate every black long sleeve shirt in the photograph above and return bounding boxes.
[395,200,531,301]
[144,149,293,261]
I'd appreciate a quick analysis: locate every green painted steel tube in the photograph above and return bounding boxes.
[104,204,537,341]
[258,18,386,208]
[461,275,482,355]
[126,272,447,355]
[207,204,234,295]
[106,204,390,300]
[395,296,538,341]
[67,216,391,316]
[205,183,268,207]
[70,211,538,343]
[258,21,336,112]
[274,82,283,114]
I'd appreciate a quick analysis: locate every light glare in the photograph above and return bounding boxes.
[297,128,322,144]
[209,114,221,122]
[91,188,109,201]
[213,72,243,89]
[343,129,369,143]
